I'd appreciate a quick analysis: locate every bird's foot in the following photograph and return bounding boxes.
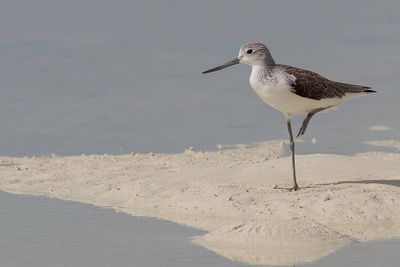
[291,184,299,191]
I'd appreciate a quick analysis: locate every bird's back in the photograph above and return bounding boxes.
[278,64,375,100]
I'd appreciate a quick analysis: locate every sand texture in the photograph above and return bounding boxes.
[1,140,400,265]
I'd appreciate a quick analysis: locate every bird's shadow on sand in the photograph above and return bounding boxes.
[311,179,400,189]
[273,179,400,191]
[328,179,400,188]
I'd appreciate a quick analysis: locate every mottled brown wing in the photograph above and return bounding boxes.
[279,65,347,100]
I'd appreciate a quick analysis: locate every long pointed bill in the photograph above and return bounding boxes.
[202,58,240,74]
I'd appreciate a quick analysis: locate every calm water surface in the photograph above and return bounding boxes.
[0,191,249,267]
[0,0,399,156]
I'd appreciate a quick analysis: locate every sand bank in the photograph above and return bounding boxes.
[1,140,400,265]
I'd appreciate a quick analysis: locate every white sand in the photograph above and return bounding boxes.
[1,139,400,265]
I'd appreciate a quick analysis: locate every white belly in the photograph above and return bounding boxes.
[249,68,344,115]
[253,83,343,115]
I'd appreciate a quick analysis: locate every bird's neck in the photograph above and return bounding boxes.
[250,64,265,76]
[250,63,274,77]
[250,64,268,90]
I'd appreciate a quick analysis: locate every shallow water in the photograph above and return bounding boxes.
[304,240,400,267]
[0,0,399,157]
[1,191,400,267]
[0,191,249,267]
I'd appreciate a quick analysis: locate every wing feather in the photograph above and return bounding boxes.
[279,65,374,100]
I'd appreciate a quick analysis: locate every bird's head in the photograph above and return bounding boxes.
[202,42,275,74]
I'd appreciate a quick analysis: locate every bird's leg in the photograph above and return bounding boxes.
[296,108,326,138]
[287,119,299,191]
[297,112,314,138]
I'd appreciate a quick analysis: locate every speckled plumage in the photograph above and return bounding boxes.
[280,64,374,100]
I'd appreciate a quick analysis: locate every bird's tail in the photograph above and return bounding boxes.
[336,82,376,94]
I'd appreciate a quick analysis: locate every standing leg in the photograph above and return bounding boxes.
[287,119,299,191]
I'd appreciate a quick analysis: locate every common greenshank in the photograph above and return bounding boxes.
[203,42,375,191]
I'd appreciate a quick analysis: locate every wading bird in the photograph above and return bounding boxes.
[203,42,375,191]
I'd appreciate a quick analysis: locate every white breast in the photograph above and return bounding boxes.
[249,66,344,116]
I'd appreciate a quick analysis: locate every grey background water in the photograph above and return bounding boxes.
[0,0,399,157]
[1,1,400,266]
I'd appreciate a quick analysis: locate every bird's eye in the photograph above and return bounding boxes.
[246,49,253,54]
